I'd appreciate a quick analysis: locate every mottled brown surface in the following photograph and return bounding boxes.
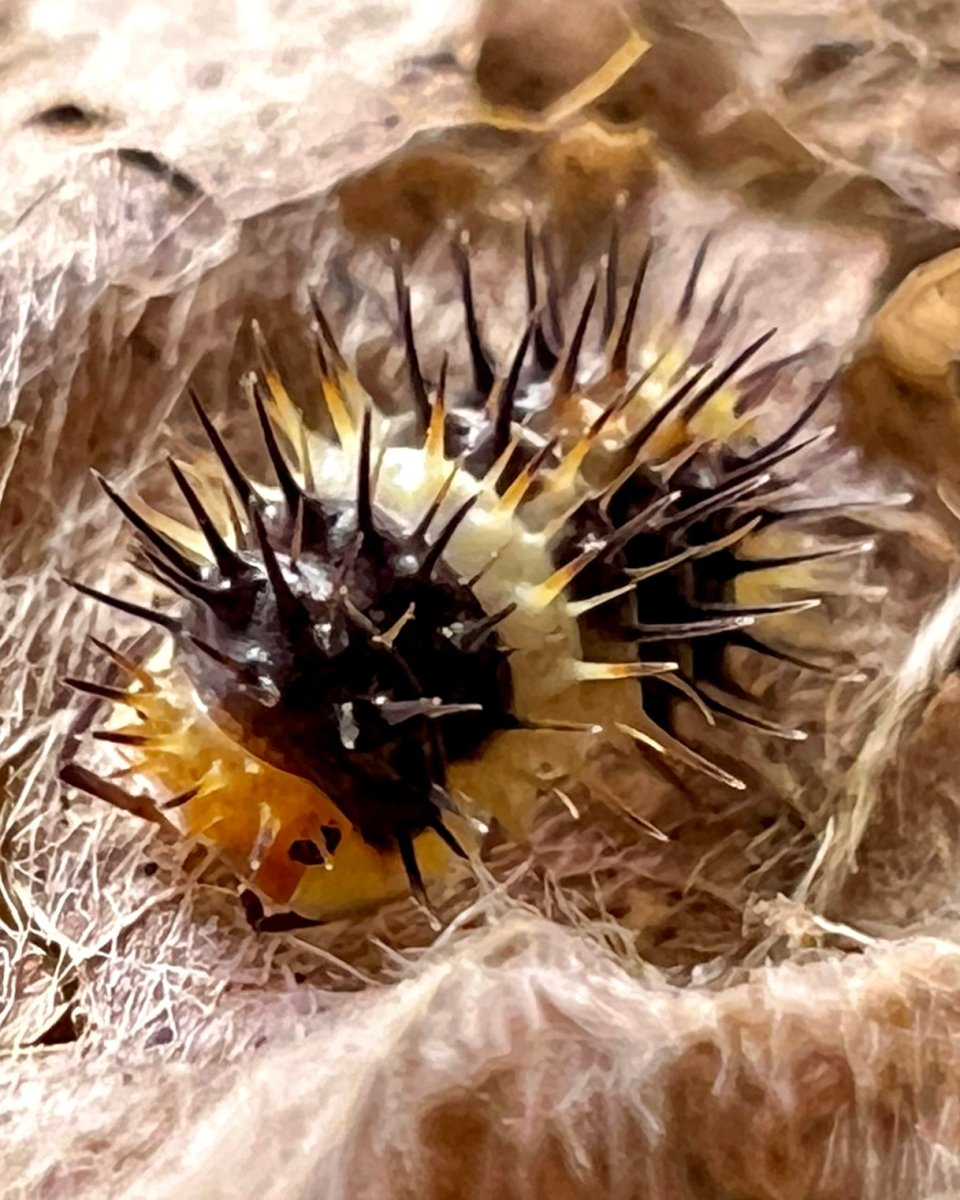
[4,0,960,1197]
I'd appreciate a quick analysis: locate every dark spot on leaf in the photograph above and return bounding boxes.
[27,102,107,133]
[116,148,202,199]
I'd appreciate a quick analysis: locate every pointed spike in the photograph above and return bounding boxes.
[296,422,317,495]
[491,321,534,459]
[555,278,597,399]
[285,499,331,569]
[621,362,712,463]
[617,348,669,416]
[587,394,623,441]
[682,328,778,422]
[250,321,300,434]
[678,233,712,324]
[510,717,602,734]
[132,559,198,606]
[340,593,382,639]
[63,676,141,707]
[660,471,773,531]
[419,495,478,578]
[251,378,302,513]
[313,341,356,447]
[460,601,517,651]
[699,302,743,371]
[611,240,652,376]
[413,466,458,541]
[425,368,448,467]
[311,312,331,380]
[464,540,509,589]
[59,762,172,828]
[522,218,557,370]
[626,518,761,578]
[628,549,710,588]
[219,478,248,548]
[732,632,865,679]
[66,577,180,633]
[722,428,831,491]
[189,390,255,510]
[622,545,698,584]
[308,289,348,373]
[92,729,152,747]
[166,457,242,578]
[287,838,327,866]
[454,235,495,396]
[566,581,636,619]
[94,470,199,579]
[437,353,449,402]
[674,338,715,387]
[185,632,250,677]
[393,258,430,432]
[499,437,558,515]
[655,671,718,727]
[428,817,470,860]
[524,217,537,314]
[525,543,606,609]
[549,397,620,490]
[356,406,374,537]
[695,682,807,741]
[395,826,428,905]
[249,506,302,623]
[616,720,746,790]
[733,350,811,417]
[371,603,416,650]
[372,437,389,503]
[88,636,156,688]
[693,597,821,617]
[764,494,906,518]
[240,890,324,933]
[630,614,757,642]
[482,432,522,492]
[541,227,565,348]
[603,491,681,556]
[376,698,483,725]
[739,376,835,466]
[290,495,306,561]
[602,218,620,345]
[734,538,874,574]
[160,785,202,810]
[573,660,678,681]
[138,547,231,609]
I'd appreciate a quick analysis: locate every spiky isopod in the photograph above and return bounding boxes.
[61,218,874,926]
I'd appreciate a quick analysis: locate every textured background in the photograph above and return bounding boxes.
[4,1,960,1196]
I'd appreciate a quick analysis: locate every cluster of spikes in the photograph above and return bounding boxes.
[62,215,877,915]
